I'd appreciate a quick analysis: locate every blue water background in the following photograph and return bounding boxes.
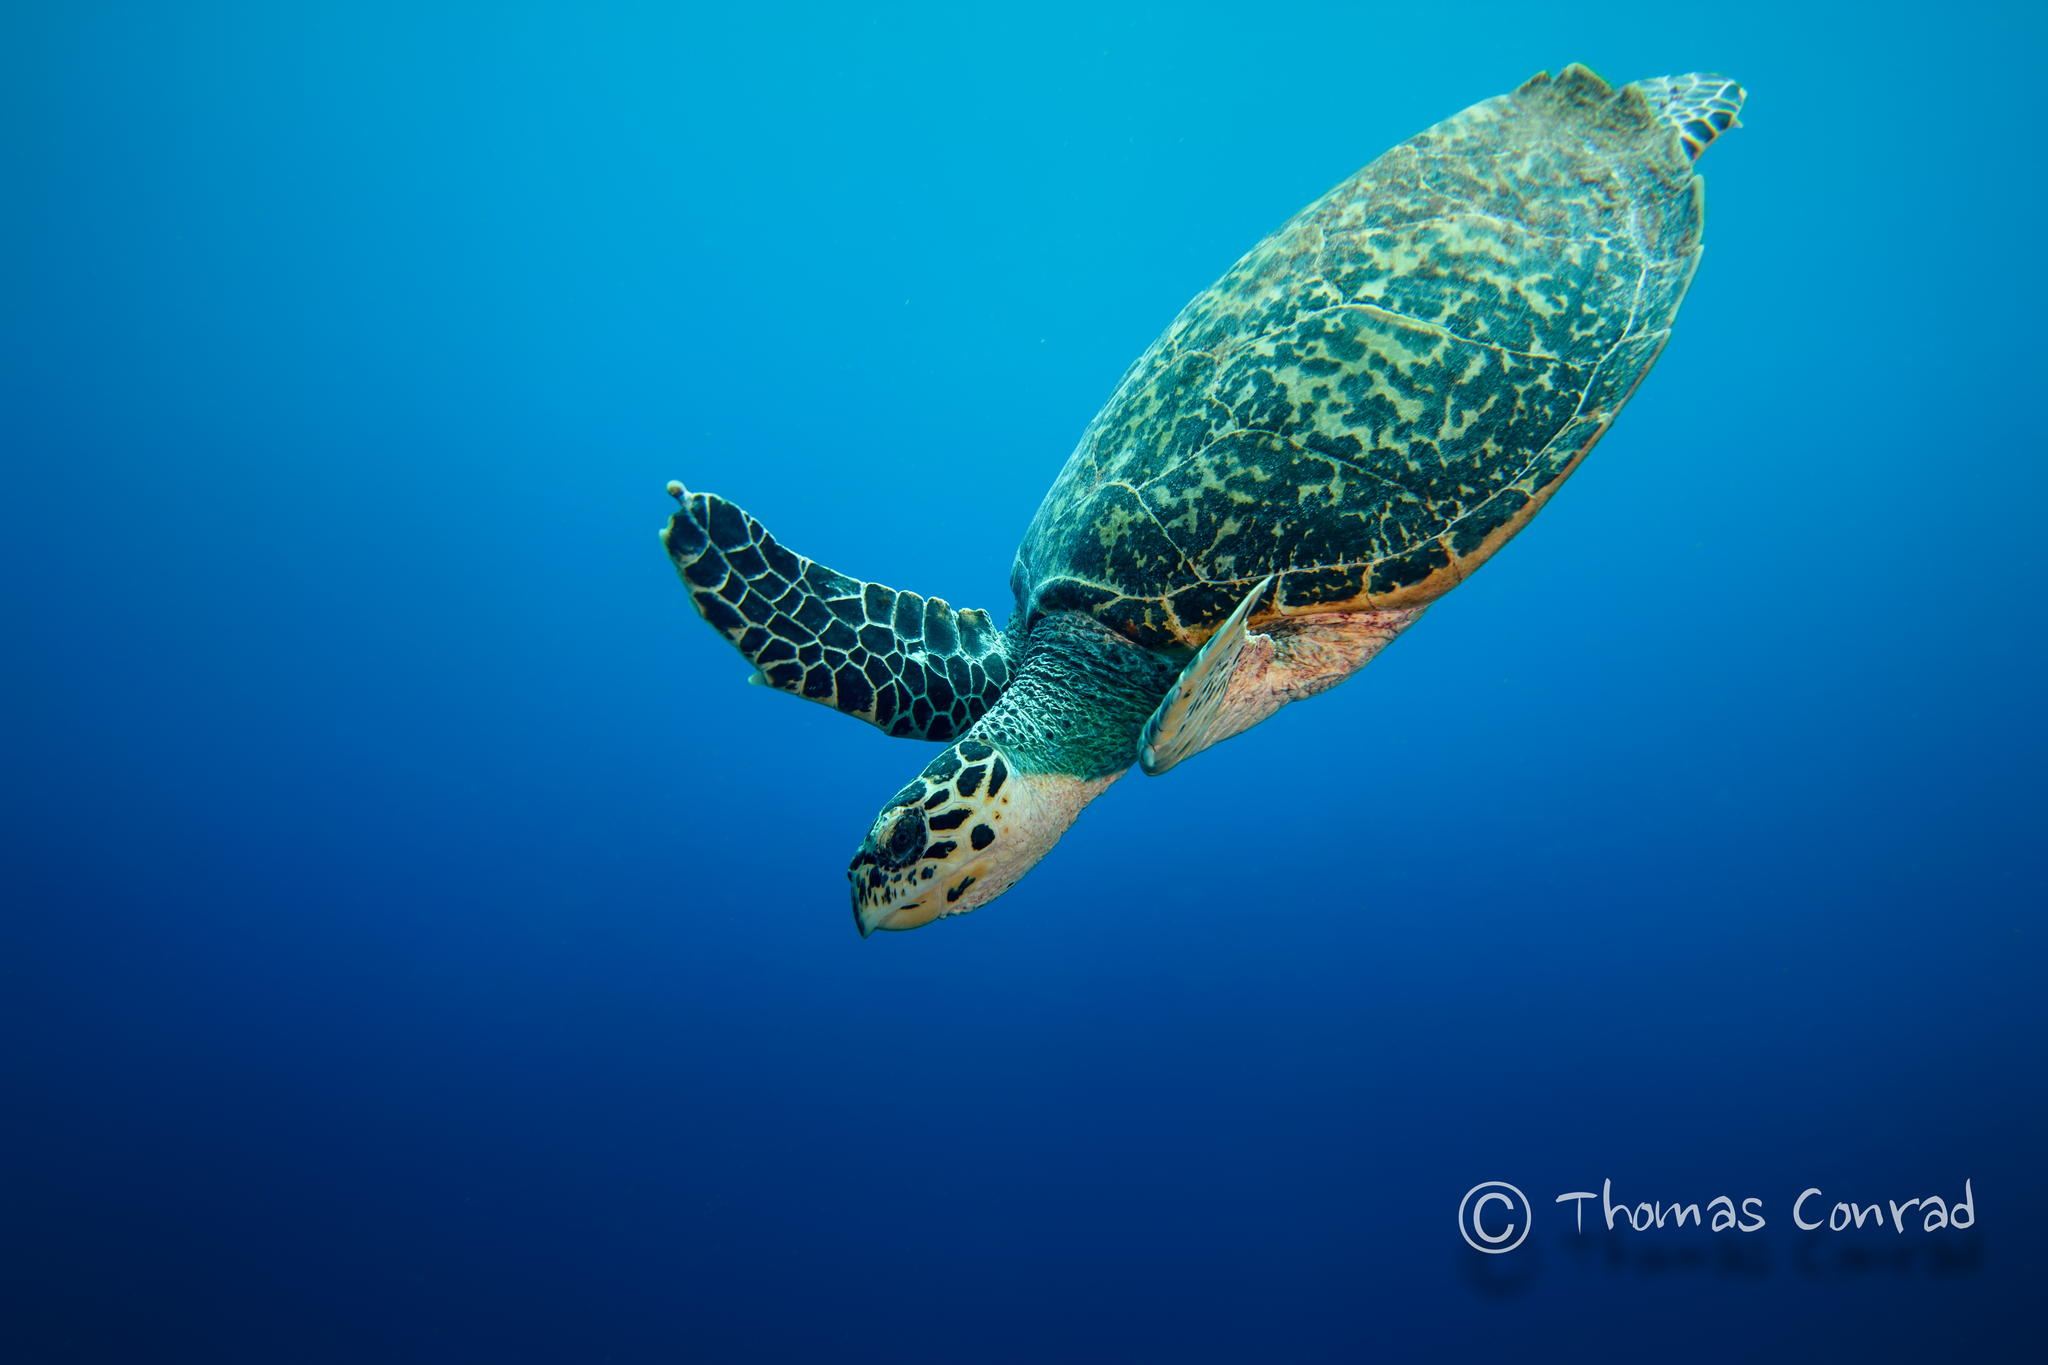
[7,2,2046,1360]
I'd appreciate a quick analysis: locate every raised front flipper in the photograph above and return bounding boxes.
[661,482,1015,740]
[1139,580,1424,775]
[1138,577,1275,775]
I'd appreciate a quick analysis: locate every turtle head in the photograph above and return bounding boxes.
[849,737,1111,936]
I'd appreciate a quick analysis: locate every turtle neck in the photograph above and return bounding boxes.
[961,612,1179,780]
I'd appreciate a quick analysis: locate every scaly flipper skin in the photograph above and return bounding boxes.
[1139,576,1274,775]
[1632,72,1744,158]
[1144,604,1424,774]
[661,482,1015,740]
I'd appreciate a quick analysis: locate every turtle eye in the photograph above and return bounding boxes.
[881,806,926,867]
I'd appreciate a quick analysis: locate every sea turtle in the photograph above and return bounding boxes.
[661,65,1745,935]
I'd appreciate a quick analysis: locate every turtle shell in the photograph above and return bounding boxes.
[1010,66,1709,650]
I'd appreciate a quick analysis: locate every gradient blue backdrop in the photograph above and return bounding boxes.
[7,2,2044,1360]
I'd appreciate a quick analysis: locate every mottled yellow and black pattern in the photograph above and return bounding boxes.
[663,484,1014,739]
[1011,65,1745,649]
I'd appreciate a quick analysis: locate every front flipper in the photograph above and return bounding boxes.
[1139,579,1426,775]
[661,481,1015,740]
[1138,577,1275,775]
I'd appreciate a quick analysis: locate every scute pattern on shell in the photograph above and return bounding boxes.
[1011,65,1710,649]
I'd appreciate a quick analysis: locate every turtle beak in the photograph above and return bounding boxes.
[852,897,891,939]
[848,840,939,939]
[852,894,931,939]
[849,845,879,938]
[848,835,884,939]
[849,883,933,939]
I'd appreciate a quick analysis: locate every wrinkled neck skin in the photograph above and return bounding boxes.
[974,612,1180,781]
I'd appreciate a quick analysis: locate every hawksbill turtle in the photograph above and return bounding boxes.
[660,65,1746,935]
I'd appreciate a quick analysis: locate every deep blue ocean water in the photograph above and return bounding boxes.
[7,2,2045,1360]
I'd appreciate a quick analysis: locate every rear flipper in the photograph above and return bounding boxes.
[1631,72,1745,159]
[661,481,1015,740]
